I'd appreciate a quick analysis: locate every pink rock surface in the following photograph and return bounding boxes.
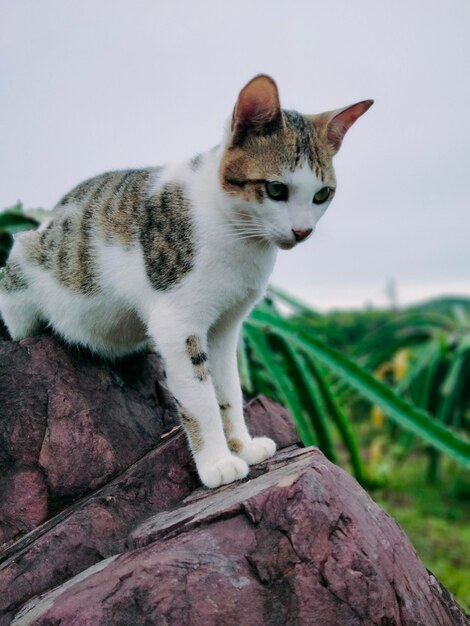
[0,332,178,546]
[9,448,469,626]
[0,470,47,546]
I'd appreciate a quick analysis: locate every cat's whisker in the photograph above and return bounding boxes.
[214,225,268,237]
[217,234,265,240]
[218,233,268,243]
[227,221,265,229]
[219,220,266,231]
[216,231,268,242]
[232,220,266,229]
[216,224,265,233]
[213,227,266,235]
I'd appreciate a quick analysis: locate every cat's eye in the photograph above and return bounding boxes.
[313,187,332,204]
[265,181,288,201]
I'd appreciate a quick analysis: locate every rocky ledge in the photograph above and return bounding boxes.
[0,330,468,625]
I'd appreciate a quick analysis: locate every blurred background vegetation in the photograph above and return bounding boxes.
[1,203,469,610]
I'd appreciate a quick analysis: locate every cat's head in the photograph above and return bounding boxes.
[219,75,373,249]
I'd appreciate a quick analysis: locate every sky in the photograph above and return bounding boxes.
[1,0,469,310]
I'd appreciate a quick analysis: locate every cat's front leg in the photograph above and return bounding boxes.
[147,310,248,489]
[208,309,277,466]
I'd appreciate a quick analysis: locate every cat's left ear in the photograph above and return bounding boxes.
[231,74,283,146]
[309,100,374,154]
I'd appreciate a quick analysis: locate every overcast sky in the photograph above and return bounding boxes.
[1,0,469,310]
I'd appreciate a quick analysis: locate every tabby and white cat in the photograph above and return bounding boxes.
[0,75,372,488]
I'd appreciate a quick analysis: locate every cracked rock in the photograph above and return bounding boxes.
[7,445,469,626]
[0,330,178,547]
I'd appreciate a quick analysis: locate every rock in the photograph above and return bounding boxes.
[0,331,179,547]
[7,446,469,626]
[0,469,47,548]
[0,397,298,624]
[1,331,468,625]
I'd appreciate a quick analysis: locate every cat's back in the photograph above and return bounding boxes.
[51,167,154,239]
[15,168,157,296]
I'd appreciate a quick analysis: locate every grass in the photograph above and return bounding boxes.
[373,455,470,612]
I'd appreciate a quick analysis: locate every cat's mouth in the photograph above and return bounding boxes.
[275,227,315,250]
[276,239,297,250]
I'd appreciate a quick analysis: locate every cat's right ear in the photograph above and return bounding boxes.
[308,100,374,154]
[230,75,283,147]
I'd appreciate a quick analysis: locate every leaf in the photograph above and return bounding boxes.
[266,332,336,461]
[354,312,454,357]
[249,310,470,466]
[304,356,368,483]
[267,285,322,318]
[244,324,316,445]
[412,340,446,413]
[395,340,443,395]
[237,333,254,395]
[0,211,39,233]
[437,348,470,427]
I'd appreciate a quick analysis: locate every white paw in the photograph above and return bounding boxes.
[237,437,277,465]
[198,455,249,489]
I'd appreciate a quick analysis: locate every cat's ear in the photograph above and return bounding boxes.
[231,75,283,146]
[309,100,374,154]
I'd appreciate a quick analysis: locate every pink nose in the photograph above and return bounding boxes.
[292,228,313,242]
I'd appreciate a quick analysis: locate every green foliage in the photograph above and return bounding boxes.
[0,202,45,267]
[242,289,470,484]
[374,456,470,612]
[363,309,470,429]
[289,305,393,352]
[355,306,470,481]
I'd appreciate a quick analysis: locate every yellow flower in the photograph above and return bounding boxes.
[369,437,385,465]
[392,348,410,382]
[371,405,385,428]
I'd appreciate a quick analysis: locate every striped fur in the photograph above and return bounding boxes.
[1,261,28,292]
[21,169,194,296]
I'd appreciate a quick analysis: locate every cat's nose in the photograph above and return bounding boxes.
[292,228,313,242]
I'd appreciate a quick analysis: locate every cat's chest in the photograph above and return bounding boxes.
[194,240,276,319]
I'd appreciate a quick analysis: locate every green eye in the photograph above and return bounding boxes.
[265,181,288,201]
[313,187,332,204]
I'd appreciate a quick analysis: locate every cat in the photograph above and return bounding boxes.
[0,75,373,488]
